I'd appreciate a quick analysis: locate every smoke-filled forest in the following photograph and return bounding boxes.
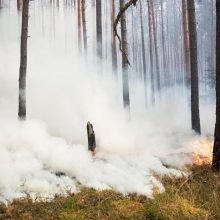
[0,0,220,219]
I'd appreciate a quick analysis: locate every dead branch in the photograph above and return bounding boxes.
[113,0,138,66]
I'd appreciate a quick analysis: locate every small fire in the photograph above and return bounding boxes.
[192,138,213,165]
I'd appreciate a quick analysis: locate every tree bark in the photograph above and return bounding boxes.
[18,0,30,120]
[82,0,87,53]
[96,0,102,59]
[77,0,82,51]
[120,0,130,109]
[182,0,190,86]
[111,0,117,74]
[147,0,155,104]
[212,0,220,171]
[187,0,201,134]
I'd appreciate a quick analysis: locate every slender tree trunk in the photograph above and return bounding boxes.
[150,0,160,91]
[140,0,147,105]
[77,0,82,51]
[0,0,2,9]
[96,0,102,59]
[166,0,172,86]
[104,1,108,61]
[182,0,190,86]
[73,0,76,10]
[120,0,130,109]
[160,0,167,71]
[17,0,23,11]
[147,0,155,104]
[82,0,87,53]
[187,0,201,134]
[211,0,215,73]
[91,0,96,65]
[173,0,180,84]
[132,7,137,77]
[212,0,220,171]
[164,0,171,86]
[18,0,30,120]
[111,0,117,74]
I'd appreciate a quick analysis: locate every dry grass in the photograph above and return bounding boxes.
[0,165,219,220]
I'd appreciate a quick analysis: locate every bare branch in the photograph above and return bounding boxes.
[113,0,138,66]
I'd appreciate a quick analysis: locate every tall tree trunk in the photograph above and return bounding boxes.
[82,0,87,53]
[212,0,220,171]
[160,0,167,71]
[96,0,102,59]
[150,0,160,91]
[17,0,23,11]
[132,7,137,77]
[111,0,117,74]
[147,0,155,104]
[187,0,201,134]
[182,0,190,86]
[18,0,30,120]
[77,0,82,51]
[73,0,76,10]
[140,0,147,105]
[120,0,130,109]
[211,0,215,74]
[104,1,108,61]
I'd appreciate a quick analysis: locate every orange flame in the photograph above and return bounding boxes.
[192,138,213,165]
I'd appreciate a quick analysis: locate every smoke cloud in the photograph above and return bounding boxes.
[0,1,215,203]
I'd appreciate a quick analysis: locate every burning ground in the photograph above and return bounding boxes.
[0,165,219,220]
[0,1,218,218]
[0,118,215,204]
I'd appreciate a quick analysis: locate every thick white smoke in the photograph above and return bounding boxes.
[0,1,215,203]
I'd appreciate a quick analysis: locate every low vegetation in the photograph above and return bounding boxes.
[0,165,219,220]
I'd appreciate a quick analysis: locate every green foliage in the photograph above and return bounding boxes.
[145,207,157,220]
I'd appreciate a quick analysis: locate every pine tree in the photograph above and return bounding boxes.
[150,0,160,91]
[96,0,102,59]
[111,0,117,73]
[212,0,220,171]
[18,0,30,120]
[120,0,130,109]
[77,0,82,51]
[139,0,147,105]
[82,0,87,53]
[187,0,201,134]
[147,0,155,104]
[182,0,190,86]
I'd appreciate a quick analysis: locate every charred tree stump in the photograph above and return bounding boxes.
[87,121,96,155]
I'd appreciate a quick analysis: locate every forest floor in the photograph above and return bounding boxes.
[0,165,220,220]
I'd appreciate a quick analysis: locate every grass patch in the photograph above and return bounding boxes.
[0,165,219,220]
